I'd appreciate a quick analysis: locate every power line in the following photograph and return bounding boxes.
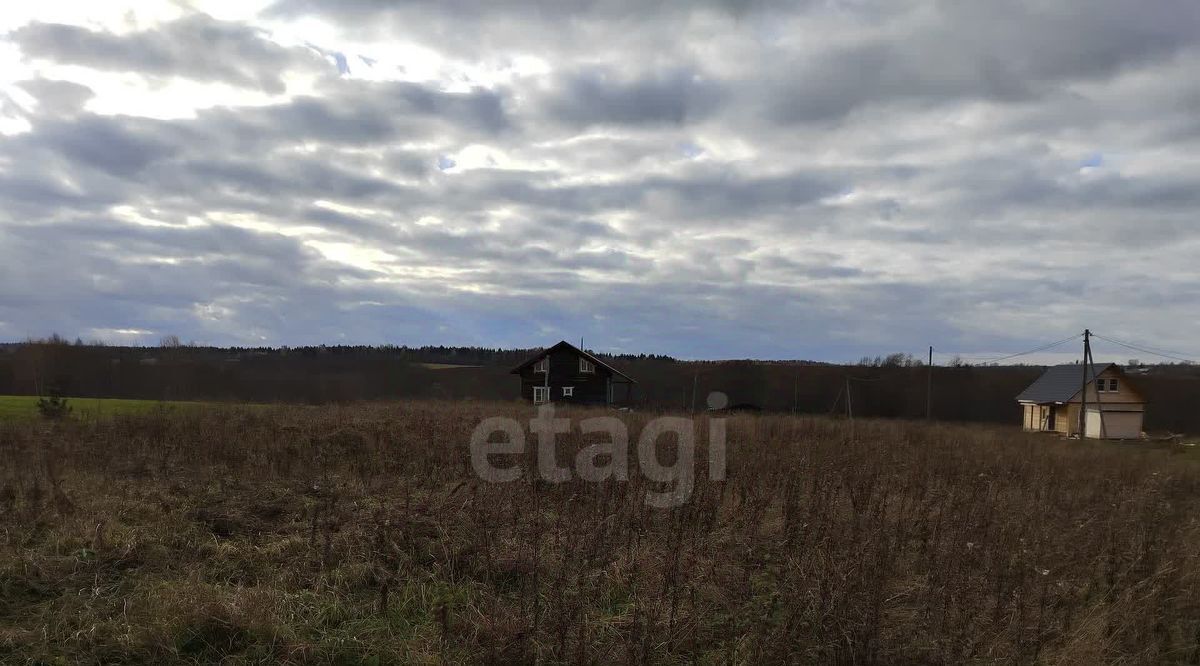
[902,331,1190,367]
[957,333,1084,364]
[1091,333,1196,361]
[1091,333,1197,364]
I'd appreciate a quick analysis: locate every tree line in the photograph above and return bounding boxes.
[2,339,1197,433]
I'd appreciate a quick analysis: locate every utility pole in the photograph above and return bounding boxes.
[845,376,855,441]
[792,372,798,414]
[1078,329,1090,437]
[926,345,933,420]
[1087,341,1107,440]
[1081,329,1108,439]
[691,371,699,414]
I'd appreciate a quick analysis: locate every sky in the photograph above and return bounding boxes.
[0,0,1198,363]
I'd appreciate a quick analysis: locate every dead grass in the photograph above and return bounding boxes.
[1,401,1199,664]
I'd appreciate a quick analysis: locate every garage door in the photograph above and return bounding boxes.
[1084,410,1143,439]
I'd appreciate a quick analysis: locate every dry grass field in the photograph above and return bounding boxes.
[2,401,1199,664]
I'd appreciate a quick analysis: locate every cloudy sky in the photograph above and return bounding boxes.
[0,0,1198,362]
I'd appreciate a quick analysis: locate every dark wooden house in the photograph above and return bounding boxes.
[511,341,635,406]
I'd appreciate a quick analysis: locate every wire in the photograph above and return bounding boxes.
[956,333,1084,364]
[937,332,1196,366]
[1091,333,1197,364]
[1091,333,1195,361]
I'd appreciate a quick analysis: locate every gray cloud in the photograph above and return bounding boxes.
[541,66,725,128]
[36,116,178,176]
[182,80,512,151]
[10,14,330,93]
[16,78,94,115]
[755,1,1200,125]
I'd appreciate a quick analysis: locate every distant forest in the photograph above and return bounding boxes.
[2,337,1198,433]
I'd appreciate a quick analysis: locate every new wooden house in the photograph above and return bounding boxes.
[1016,363,1145,439]
[511,341,635,406]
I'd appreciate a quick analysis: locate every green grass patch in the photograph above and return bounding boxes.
[0,395,213,421]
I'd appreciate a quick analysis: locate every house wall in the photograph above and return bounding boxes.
[1058,404,1077,435]
[1022,403,1072,434]
[1023,404,1051,431]
[1077,367,1146,408]
[518,347,612,405]
[1024,400,1144,439]
[1065,369,1145,437]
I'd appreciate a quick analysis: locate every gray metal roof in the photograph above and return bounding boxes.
[1016,363,1114,403]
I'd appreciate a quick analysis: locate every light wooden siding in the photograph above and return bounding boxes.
[1024,404,1042,431]
[1070,368,1145,407]
[1058,404,1076,435]
[1035,405,1047,431]
[1022,404,1068,433]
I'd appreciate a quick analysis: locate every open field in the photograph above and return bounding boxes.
[0,395,215,422]
[2,402,1200,664]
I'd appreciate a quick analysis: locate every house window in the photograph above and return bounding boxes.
[579,358,595,373]
[1107,379,1118,392]
[533,386,549,403]
[562,386,574,397]
[534,358,549,373]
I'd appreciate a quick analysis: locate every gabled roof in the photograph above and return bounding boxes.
[510,340,636,383]
[1016,363,1115,403]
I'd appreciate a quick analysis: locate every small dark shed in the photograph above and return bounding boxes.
[510,341,636,406]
